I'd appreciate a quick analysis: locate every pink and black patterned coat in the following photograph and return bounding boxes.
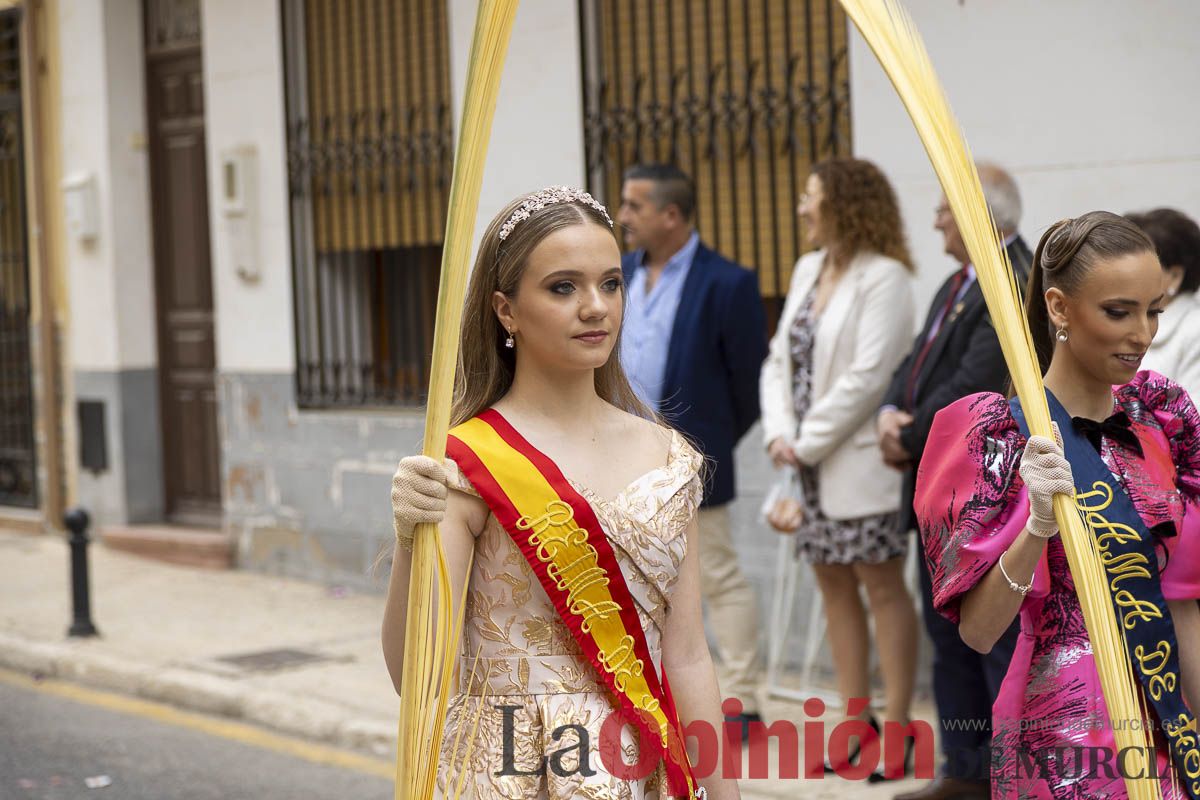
[916,371,1200,798]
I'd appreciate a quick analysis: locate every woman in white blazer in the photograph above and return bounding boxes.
[760,159,918,777]
[1127,208,1200,400]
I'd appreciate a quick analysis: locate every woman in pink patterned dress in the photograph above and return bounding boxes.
[915,212,1200,798]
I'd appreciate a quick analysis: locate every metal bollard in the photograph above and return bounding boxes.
[64,507,99,638]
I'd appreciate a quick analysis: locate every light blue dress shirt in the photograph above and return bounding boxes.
[620,231,700,409]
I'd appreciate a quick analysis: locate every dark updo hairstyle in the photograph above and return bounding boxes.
[1124,208,1200,296]
[1025,211,1157,374]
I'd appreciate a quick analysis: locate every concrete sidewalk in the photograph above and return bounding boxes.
[0,528,397,758]
[0,527,936,799]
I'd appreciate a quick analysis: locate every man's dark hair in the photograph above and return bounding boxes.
[622,163,696,221]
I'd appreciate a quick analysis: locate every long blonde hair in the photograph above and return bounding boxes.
[450,191,653,426]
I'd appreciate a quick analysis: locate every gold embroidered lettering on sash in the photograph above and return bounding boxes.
[1149,672,1177,701]
[1101,550,1153,589]
[1165,714,1200,784]
[1168,720,1200,785]
[1134,641,1172,676]
[558,566,607,596]
[1073,481,1113,511]
[516,499,654,696]
[1072,474,1200,786]
[1113,590,1164,629]
[1072,483,1166,629]
[1075,482,1139,544]
[518,501,575,534]
[517,501,623,629]
[597,635,643,689]
[1072,478,1200,778]
[1169,714,1199,738]
[1076,482,1144,550]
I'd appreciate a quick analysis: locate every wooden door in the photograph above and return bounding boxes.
[145,2,221,524]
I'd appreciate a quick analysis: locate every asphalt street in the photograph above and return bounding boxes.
[0,672,392,800]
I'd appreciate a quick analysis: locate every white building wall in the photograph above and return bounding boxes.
[201,0,295,374]
[60,0,156,373]
[202,1,424,582]
[196,1,1200,381]
[200,0,588,378]
[59,0,164,524]
[58,1,112,371]
[182,0,1200,643]
[850,0,1200,311]
[447,0,586,253]
[103,2,158,372]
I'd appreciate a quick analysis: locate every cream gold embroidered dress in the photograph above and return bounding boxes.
[435,429,704,799]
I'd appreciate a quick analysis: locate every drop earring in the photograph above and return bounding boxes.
[1056,324,1069,343]
[504,329,515,349]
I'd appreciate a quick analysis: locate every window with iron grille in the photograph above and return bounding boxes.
[580,0,852,327]
[0,10,36,508]
[281,0,451,408]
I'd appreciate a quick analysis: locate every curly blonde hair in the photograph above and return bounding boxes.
[812,158,913,271]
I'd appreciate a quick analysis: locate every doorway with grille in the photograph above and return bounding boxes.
[0,9,37,510]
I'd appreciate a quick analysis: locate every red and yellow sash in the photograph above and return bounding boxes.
[446,409,700,798]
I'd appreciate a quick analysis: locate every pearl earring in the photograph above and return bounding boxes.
[1056,325,1069,343]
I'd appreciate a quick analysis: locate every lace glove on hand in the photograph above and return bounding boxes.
[1018,423,1074,537]
[391,456,448,552]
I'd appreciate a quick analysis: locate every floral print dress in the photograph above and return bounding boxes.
[435,429,704,799]
[788,290,905,564]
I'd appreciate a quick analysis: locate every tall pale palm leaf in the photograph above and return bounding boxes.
[837,1,1160,796]
[395,2,519,798]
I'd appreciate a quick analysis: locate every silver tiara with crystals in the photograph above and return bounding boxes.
[497,186,613,241]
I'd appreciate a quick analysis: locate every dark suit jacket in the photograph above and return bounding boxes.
[882,235,1034,531]
[622,243,768,507]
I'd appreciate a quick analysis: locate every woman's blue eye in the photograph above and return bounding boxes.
[551,281,575,295]
[603,278,623,292]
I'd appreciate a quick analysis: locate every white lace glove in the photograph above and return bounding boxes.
[1018,423,1074,538]
[391,456,448,552]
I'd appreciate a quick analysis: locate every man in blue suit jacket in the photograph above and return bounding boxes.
[617,164,768,734]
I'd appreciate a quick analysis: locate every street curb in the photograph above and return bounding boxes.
[0,631,396,758]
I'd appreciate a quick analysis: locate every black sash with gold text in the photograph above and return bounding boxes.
[1011,391,1199,798]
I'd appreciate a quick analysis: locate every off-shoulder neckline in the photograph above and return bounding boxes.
[568,439,681,507]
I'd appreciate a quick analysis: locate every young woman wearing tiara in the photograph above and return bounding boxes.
[383,187,737,799]
[915,212,1200,798]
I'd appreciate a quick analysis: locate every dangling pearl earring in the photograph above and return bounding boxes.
[1056,324,1069,343]
[504,329,515,349]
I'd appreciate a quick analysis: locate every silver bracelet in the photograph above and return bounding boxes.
[998,551,1032,596]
